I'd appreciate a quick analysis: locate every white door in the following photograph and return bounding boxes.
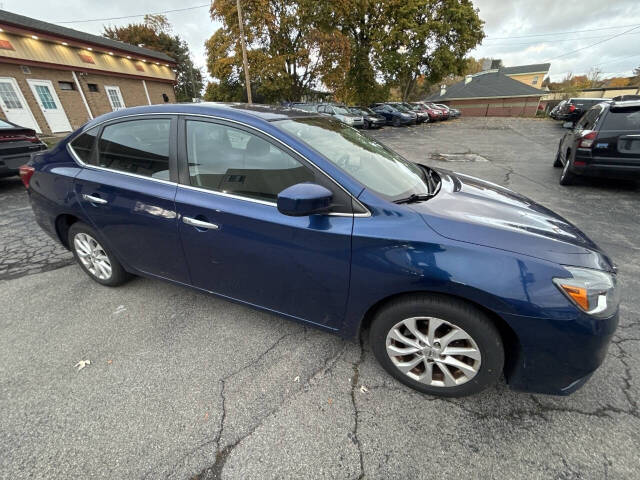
[0,77,41,133]
[105,85,126,111]
[27,79,72,133]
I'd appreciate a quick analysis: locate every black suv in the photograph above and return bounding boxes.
[557,98,611,124]
[555,100,640,185]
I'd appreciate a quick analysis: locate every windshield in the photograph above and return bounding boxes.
[276,117,431,201]
[393,104,411,113]
[333,106,350,115]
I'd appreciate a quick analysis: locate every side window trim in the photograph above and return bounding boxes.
[176,114,358,215]
[85,115,179,183]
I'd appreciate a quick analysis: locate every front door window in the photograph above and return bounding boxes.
[34,85,57,109]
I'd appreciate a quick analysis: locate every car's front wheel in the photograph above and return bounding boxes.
[393,117,401,127]
[369,294,504,397]
[68,222,131,286]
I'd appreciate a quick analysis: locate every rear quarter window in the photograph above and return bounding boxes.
[602,110,640,131]
[69,127,99,164]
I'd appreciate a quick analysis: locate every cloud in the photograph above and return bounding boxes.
[6,0,640,84]
[471,0,640,80]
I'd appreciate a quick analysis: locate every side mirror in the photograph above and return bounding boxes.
[277,183,333,217]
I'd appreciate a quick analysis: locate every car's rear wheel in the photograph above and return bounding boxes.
[559,153,577,185]
[68,222,130,286]
[369,294,504,397]
[553,150,562,167]
[393,117,401,127]
[363,119,370,129]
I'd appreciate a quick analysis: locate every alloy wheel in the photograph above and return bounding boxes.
[73,233,112,280]
[385,316,482,387]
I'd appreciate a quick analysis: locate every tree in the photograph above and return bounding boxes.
[104,15,203,102]
[372,0,485,101]
[205,0,350,102]
[587,66,603,87]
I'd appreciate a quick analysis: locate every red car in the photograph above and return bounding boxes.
[411,102,443,121]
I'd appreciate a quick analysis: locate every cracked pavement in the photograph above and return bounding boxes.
[1,118,639,479]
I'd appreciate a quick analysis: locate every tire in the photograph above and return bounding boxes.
[68,222,131,286]
[369,294,504,397]
[559,152,577,186]
[553,150,562,168]
[393,117,401,127]
[363,120,370,130]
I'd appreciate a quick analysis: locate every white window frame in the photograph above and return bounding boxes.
[105,85,126,111]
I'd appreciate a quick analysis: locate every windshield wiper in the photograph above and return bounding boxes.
[393,193,434,204]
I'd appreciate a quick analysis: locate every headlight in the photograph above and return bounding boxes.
[553,266,619,318]
[344,117,354,124]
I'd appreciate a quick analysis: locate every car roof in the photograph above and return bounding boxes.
[82,102,320,130]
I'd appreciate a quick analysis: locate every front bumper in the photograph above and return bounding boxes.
[501,309,619,395]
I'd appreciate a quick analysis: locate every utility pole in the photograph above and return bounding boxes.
[236,0,252,104]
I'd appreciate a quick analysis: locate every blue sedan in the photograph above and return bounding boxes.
[21,103,619,397]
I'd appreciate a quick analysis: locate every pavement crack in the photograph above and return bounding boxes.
[349,338,365,480]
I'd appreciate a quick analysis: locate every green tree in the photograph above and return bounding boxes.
[104,15,203,102]
[372,0,485,101]
[205,0,350,102]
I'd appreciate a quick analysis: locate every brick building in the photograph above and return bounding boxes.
[0,10,177,135]
[427,70,545,117]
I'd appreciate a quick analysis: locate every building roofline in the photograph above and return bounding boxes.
[432,94,544,101]
[0,10,176,64]
[0,55,176,84]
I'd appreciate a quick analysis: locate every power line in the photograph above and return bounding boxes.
[544,24,640,62]
[54,4,210,24]
[485,23,640,40]
[481,31,640,48]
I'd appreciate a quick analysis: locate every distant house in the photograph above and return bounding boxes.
[501,63,550,88]
[427,70,545,117]
[0,10,177,135]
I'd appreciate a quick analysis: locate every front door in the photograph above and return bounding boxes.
[27,79,72,133]
[0,77,41,132]
[175,118,354,328]
[72,116,190,283]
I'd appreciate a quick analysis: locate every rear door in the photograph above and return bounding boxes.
[72,116,190,282]
[174,117,354,328]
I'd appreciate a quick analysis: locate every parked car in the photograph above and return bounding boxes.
[549,100,567,120]
[387,103,419,124]
[349,106,386,129]
[411,102,443,121]
[554,100,640,185]
[289,103,318,113]
[23,103,619,397]
[432,104,460,118]
[370,103,413,126]
[0,119,47,178]
[317,104,364,127]
[556,98,611,125]
[400,103,430,124]
[425,102,450,120]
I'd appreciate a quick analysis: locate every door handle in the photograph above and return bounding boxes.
[82,194,107,205]
[183,216,219,230]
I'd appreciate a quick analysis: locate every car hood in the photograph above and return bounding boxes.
[409,169,614,271]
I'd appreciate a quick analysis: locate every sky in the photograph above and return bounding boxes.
[4,0,640,83]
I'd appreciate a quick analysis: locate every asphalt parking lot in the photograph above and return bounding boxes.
[1,117,639,479]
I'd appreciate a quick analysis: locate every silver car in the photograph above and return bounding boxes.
[317,104,364,127]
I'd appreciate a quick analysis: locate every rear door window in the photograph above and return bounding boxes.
[97,118,171,180]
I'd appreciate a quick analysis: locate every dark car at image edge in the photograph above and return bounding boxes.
[555,100,640,185]
[22,103,619,398]
[0,119,47,178]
